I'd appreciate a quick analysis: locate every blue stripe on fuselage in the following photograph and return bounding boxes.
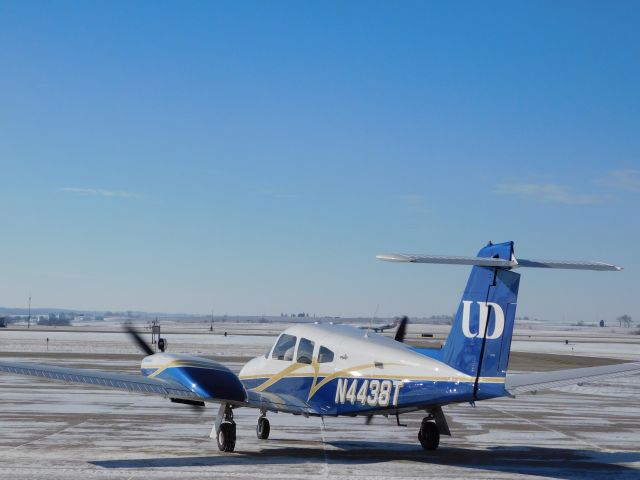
[241,376,508,415]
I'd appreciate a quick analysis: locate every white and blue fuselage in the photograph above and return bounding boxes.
[238,323,508,416]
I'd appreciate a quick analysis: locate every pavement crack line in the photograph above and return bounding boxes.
[10,418,89,450]
[10,398,141,451]
[319,417,330,478]
[486,403,610,453]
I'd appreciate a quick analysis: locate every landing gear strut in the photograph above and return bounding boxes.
[418,418,440,450]
[256,413,270,440]
[212,403,236,452]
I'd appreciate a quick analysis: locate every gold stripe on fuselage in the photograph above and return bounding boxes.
[242,373,505,383]
[242,362,505,402]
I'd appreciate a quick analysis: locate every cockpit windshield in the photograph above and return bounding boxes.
[271,334,297,361]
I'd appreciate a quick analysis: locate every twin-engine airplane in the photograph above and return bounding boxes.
[2,241,639,452]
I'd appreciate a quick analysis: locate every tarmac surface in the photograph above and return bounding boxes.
[1,324,639,479]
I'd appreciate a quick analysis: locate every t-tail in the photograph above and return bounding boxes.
[377,241,622,400]
[441,241,518,400]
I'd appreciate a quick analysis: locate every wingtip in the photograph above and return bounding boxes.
[600,263,623,271]
[376,253,412,262]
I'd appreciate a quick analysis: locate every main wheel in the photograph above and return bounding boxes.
[257,417,270,440]
[217,422,236,452]
[418,420,440,450]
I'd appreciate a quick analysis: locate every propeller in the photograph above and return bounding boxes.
[124,325,154,356]
[394,316,408,343]
[124,325,202,410]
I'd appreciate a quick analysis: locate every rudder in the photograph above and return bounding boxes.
[441,241,520,398]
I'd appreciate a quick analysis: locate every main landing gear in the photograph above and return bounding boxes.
[418,418,440,450]
[212,404,236,452]
[257,413,270,440]
[418,406,450,451]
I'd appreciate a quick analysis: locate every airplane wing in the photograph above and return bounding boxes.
[0,359,313,414]
[245,390,313,415]
[506,361,640,394]
[0,360,203,401]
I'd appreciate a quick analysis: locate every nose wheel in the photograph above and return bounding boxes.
[257,415,270,440]
[418,419,440,450]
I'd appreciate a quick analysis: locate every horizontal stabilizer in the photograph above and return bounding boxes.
[515,258,622,271]
[376,253,622,271]
[506,361,640,394]
[376,254,514,267]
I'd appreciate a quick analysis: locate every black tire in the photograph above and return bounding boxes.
[419,421,440,450]
[257,417,270,440]
[216,422,236,452]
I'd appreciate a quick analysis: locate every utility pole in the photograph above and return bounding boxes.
[28,295,31,329]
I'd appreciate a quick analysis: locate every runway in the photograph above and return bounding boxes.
[1,325,639,479]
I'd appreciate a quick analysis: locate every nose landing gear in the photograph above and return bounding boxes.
[257,414,270,440]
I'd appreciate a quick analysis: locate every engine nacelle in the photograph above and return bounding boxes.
[140,353,246,403]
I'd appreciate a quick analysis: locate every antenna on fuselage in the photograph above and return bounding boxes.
[366,304,379,338]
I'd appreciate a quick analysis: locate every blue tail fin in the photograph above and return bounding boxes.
[377,241,620,399]
[441,241,520,398]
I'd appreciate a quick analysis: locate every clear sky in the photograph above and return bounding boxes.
[1,1,638,322]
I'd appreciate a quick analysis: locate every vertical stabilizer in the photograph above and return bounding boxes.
[376,241,620,400]
[441,241,520,398]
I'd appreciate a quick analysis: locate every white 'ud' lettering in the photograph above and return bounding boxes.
[461,301,505,340]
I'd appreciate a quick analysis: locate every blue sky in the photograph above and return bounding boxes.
[0,1,638,322]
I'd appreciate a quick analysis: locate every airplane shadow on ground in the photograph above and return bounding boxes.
[91,441,640,479]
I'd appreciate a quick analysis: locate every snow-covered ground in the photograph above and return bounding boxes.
[0,323,639,479]
[0,329,274,357]
[510,340,640,361]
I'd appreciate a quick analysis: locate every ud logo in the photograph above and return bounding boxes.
[461,301,505,340]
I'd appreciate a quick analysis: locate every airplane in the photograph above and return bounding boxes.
[359,316,405,334]
[1,240,639,453]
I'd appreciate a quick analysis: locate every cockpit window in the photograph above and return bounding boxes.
[318,346,334,363]
[296,338,315,364]
[272,334,297,361]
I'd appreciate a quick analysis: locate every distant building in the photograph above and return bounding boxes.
[39,314,71,327]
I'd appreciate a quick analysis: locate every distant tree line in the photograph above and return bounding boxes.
[617,314,633,328]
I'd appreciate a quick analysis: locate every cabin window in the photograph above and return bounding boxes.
[272,334,297,361]
[317,346,334,363]
[296,338,315,364]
